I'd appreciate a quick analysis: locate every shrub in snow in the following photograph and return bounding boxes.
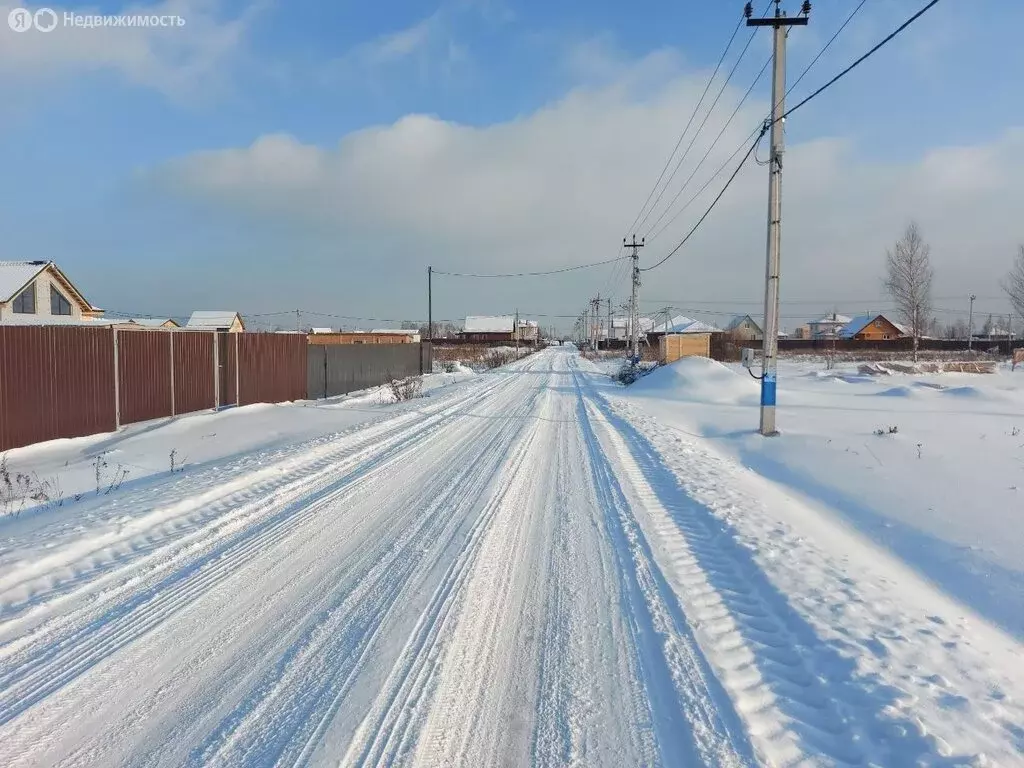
[389,376,424,401]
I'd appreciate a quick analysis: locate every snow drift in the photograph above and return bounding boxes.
[629,357,759,406]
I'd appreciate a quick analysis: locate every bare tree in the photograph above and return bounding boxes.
[884,222,934,362]
[1002,245,1024,322]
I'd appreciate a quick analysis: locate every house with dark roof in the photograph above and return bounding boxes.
[725,314,763,341]
[0,261,103,324]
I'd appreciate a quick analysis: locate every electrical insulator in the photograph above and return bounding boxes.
[744,2,753,18]
[801,0,811,15]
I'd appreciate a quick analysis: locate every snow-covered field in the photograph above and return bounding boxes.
[0,348,1022,766]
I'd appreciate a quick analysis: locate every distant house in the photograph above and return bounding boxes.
[310,327,334,334]
[0,260,103,324]
[307,331,416,345]
[186,311,245,333]
[838,314,905,341]
[725,314,763,341]
[646,315,720,335]
[516,320,539,342]
[807,313,852,339]
[370,329,421,342]
[130,318,180,329]
[459,316,516,343]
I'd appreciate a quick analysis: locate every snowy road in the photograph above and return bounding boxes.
[1,348,1022,767]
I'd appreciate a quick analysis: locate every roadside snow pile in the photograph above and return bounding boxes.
[629,356,758,405]
[612,357,1024,640]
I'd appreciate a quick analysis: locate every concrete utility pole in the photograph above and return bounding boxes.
[747,0,809,436]
[515,308,520,352]
[427,266,433,342]
[624,235,645,361]
[967,294,976,351]
[607,298,613,351]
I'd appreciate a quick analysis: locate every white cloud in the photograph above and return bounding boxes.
[0,0,260,98]
[151,54,1024,320]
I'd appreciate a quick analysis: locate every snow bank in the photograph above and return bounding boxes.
[628,356,759,406]
[612,357,1024,640]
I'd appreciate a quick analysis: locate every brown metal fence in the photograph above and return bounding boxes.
[238,334,307,406]
[118,330,172,424]
[173,331,216,415]
[0,327,310,452]
[0,326,116,451]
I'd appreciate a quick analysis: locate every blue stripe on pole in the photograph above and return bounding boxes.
[761,373,777,407]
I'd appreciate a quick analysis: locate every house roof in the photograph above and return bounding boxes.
[464,315,514,333]
[811,313,852,325]
[310,327,334,334]
[369,329,419,335]
[0,261,99,313]
[186,311,243,329]
[648,314,720,334]
[0,261,48,302]
[131,318,179,328]
[838,314,902,339]
[726,314,762,332]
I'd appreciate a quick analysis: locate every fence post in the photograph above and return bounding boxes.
[235,332,241,406]
[112,327,121,429]
[213,332,220,410]
[169,331,176,416]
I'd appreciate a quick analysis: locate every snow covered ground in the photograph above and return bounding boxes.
[0,348,1022,766]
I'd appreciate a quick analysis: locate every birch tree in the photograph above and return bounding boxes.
[884,222,933,362]
[1003,245,1024,322]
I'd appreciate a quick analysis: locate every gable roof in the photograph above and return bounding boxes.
[726,314,762,333]
[838,314,902,339]
[649,314,720,334]
[0,261,47,302]
[186,311,243,329]
[464,315,514,333]
[811,313,852,326]
[131,317,179,328]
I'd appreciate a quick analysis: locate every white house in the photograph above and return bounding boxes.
[807,313,852,338]
[0,261,104,324]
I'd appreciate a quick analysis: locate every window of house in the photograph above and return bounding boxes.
[13,282,36,313]
[51,286,72,315]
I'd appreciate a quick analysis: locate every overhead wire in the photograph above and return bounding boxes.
[622,10,746,238]
[431,255,629,279]
[646,0,869,242]
[639,0,939,273]
[634,1,771,235]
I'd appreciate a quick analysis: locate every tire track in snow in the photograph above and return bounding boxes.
[0,371,515,635]
[338,388,551,768]
[192,365,552,767]
[570,361,757,768]
[0,370,529,729]
[597,396,1003,767]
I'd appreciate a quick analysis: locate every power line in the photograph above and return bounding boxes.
[647,0,868,242]
[623,11,746,238]
[645,55,771,239]
[635,2,771,235]
[432,256,628,278]
[779,0,942,124]
[640,127,766,273]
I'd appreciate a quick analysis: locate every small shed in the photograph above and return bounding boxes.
[186,311,245,333]
[660,333,712,363]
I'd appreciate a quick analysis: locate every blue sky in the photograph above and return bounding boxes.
[1,0,1022,330]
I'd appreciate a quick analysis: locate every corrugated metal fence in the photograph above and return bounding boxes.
[0,327,309,452]
[307,343,432,399]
